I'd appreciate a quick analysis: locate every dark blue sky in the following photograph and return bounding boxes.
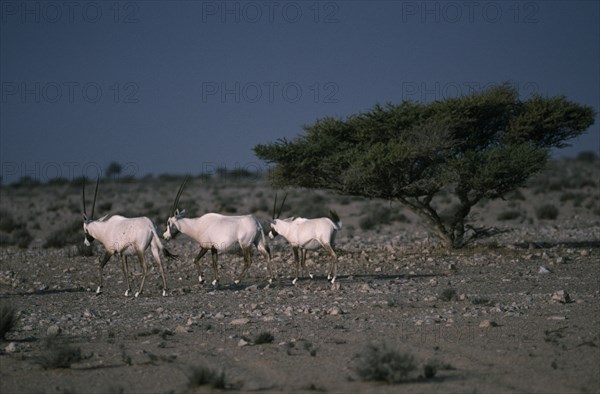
[1,1,599,183]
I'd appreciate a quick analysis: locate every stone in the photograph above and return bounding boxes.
[175,325,189,334]
[238,339,249,347]
[230,318,250,326]
[479,320,498,328]
[5,342,17,353]
[47,324,61,336]
[538,266,552,274]
[551,290,571,303]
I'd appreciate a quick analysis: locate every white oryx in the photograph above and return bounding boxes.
[163,177,273,287]
[82,178,175,297]
[268,194,342,284]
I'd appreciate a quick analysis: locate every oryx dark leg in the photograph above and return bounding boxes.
[323,244,338,283]
[119,255,132,297]
[96,251,112,295]
[292,246,300,285]
[135,249,148,297]
[235,246,253,285]
[257,239,274,284]
[150,246,168,297]
[193,248,209,284]
[210,247,219,288]
[300,249,314,280]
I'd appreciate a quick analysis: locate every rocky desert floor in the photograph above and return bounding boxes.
[0,157,599,394]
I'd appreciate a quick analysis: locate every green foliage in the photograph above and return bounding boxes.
[255,85,595,248]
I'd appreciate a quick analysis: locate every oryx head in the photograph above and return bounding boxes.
[268,192,287,239]
[163,176,189,240]
[82,177,100,246]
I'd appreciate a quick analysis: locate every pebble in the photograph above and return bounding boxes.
[5,342,17,353]
[538,266,552,274]
[479,320,498,328]
[47,324,62,336]
[238,339,249,347]
[551,290,571,304]
[230,318,250,326]
[175,325,189,334]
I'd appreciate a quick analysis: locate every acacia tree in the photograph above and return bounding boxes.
[254,85,595,248]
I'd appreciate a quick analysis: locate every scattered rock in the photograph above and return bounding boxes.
[479,320,498,328]
[547,316,567,320]
[238,339,249,347]
[552,290,571,304]
[5,342,17,353]
[538,266,552,274]
[214,312,225,319]
[448,263,457,270]
[175,325,190,334]
[328,307,342,316]
[47,324,62,336]
[230,318,250,326]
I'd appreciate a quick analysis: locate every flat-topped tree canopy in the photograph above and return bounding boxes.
[254,84,596,248]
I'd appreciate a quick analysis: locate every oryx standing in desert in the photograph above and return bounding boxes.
[82,178,175,297]
[163,177,273,287]
[269,194,342,284]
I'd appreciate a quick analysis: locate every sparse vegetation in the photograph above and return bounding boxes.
[0,304,17,340]
[187,365,227,389]
[254,331,275,345]
[536,204,559,220]
[354,343,434,384]
[497,210,522,221]
[439,288,458,301]
[37,340,85,369]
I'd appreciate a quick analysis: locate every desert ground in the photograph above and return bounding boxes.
[0,157,599,394]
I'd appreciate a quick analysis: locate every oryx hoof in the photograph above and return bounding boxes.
[309,274,314,280]
[234,279,241,285]
[124,289,130,297]
[199,276,205,284]
[292,278,298,286]
[162,289,167,297]
[95,286,102,295]
[327,274,332,281]
[211,279,219,288]
[268,278,273,284]
[330,277,336,284]
[134,291,141,298]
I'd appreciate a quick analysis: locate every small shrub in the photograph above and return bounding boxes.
[354,343,419,384]
[254,331,274,345]
[536,204,559,220]
[13,227,33,249]
[497,210,521,221]
[38,341,84,369]
[187,365,226,389]
[0,211,18,233]
[44,220,83,248]
[576,151,597,163]
[439,288,458,302]
[0,304,17,340]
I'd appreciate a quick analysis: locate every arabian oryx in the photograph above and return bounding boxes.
[82,178,175,297]
[163,177,273,287]
[269,194,342,284]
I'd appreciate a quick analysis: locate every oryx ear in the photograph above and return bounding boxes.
[174,208,180,216]
[83,213,88,221]
[179,209,186,216]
